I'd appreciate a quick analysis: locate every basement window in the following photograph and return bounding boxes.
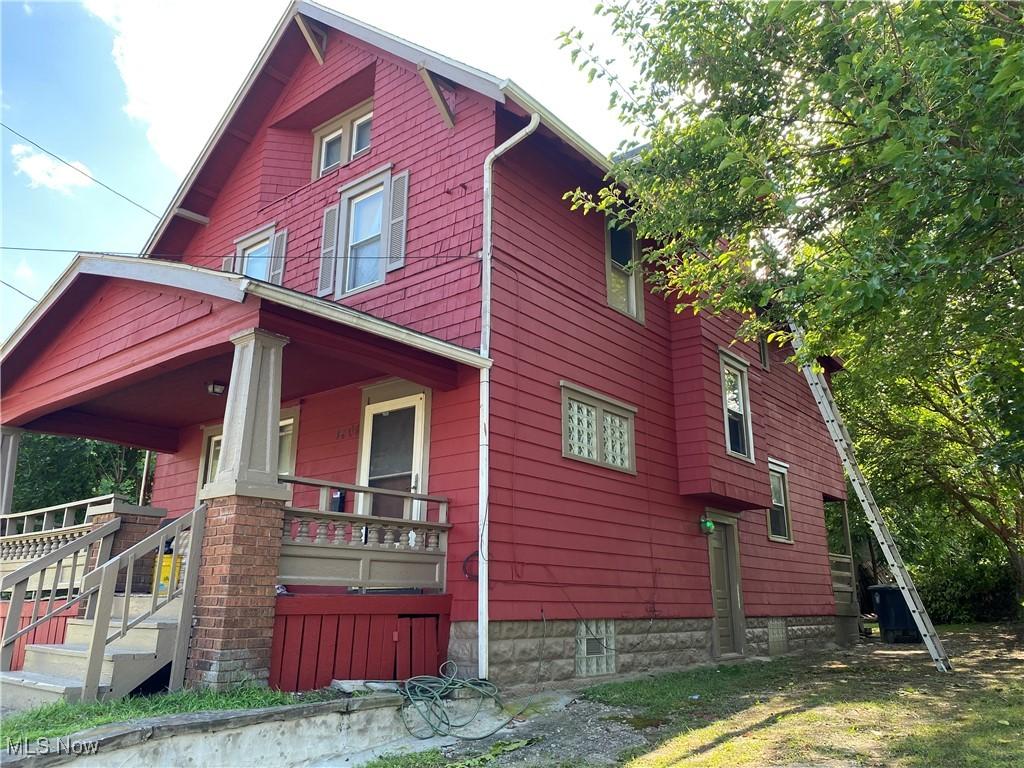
[576,619,616,677]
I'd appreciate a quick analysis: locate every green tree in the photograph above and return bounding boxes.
[564,1,1024,608]
[13,434,150,513]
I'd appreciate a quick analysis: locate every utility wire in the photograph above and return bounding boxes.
[0,279,38,303]
[2,122,161,218]
[0,246,477,261]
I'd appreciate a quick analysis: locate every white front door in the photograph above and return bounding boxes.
[357,394,426,519]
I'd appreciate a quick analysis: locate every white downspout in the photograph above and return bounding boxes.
[478,112,540,679]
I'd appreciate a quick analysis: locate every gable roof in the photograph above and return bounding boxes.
[142,0,611,257]
[0,254,490,371]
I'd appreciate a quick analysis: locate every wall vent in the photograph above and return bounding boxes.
[576,619,616,677]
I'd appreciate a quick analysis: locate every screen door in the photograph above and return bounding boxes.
[357,394,426,519]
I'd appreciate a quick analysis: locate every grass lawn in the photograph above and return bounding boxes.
[586,623,1023,767]
[0,685,341,744]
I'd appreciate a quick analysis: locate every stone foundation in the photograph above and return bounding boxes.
[453,614,842,687]
[449,618,714,688]
[744,615,839,656]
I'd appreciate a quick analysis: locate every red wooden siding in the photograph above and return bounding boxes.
[0,600,76,670]
[485,124,844,622]
[149,374,480,618]
[269,594,451,691]
[170,28,494,350]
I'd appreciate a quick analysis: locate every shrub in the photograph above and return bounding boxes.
[910,558,1019,624]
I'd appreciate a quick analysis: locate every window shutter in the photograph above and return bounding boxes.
[317,205,339,296]
[269,229,288,285]
[386,170,409,271]
[221,255,235,272]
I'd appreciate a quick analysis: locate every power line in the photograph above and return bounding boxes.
[0,279,37,303]
[0,246,477,261]
[2,122,161,218]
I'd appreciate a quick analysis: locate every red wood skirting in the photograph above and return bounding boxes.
[0,600,77,670]
[269,594,452,692]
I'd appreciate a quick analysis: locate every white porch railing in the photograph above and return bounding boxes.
[279,476,451,592]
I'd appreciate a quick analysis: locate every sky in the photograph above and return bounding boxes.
[0,0,635,341]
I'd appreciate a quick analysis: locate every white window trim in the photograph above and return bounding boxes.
[311,99,373,180]
[719,350,755,463]
[604,221,645,324]
[767,459,794,543]
[318,126,345,176]
[195,406,300,504]
[350,111,373,160]
[233,224,276,281]
[332,166,393,298]
[560,381,637,475]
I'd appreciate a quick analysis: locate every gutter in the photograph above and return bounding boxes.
[477,112,540,679]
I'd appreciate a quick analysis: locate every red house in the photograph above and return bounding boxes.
[0,1,856,702]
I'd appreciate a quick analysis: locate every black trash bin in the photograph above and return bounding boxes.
[869,584,922,643]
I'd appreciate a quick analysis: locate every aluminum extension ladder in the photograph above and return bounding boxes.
[789,323,953,673]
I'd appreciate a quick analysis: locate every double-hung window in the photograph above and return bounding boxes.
[316,165,409,298]
[768,461,793,542]
[720,352,753,460]
[226,225,288,285]
[605,221,643,322]
[351,112,373,159]
[561,382,637,473]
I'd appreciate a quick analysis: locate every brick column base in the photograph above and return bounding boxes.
[185,495,284,690]
[87,509,164,592]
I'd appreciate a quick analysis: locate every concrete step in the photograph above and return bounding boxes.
[0,669,110,710]
[64,617,178,651]
[23,643,159,684]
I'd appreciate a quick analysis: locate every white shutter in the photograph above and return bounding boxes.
[317,205,339,296]
[386,170,409,271]
[269,229,288,285]
[221,255,235,272]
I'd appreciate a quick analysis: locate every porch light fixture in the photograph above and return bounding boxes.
[206,381,227,396]
[699,514,716,535]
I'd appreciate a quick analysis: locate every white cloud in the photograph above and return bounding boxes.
[10,143,94,194]
[22,3,32,16]
[83,0,635,180]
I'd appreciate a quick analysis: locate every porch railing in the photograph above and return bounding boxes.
[279,476,451,592]
[0,518,121,671]
[80,503,206,700]
[0,494,133,537]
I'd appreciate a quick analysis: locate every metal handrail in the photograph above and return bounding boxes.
[79,504,207,700]
[0,518,121,672]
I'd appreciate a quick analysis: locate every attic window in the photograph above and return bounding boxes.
[312,100,373,180]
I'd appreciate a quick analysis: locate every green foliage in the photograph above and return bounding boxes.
[564,0,1024,607]
[12,434,152,513]
[911,557,1019,624]
[0,684,315,744]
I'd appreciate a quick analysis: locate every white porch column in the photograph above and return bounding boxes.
[200,328,290,501]
[0,427,22,518]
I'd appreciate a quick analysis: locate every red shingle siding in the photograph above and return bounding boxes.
[175,30,494,349]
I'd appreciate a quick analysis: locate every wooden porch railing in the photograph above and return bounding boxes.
[79,503,206,699]
[279,476,451,592]
[0,494,133,537]
[0,518,121,671]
